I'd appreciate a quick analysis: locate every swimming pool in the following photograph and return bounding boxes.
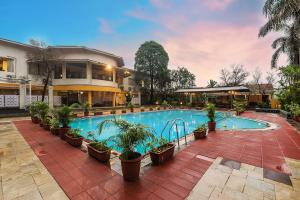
[70,110,268,154]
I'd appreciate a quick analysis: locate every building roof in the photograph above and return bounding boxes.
[175,86,250,93]
[0,38,124,67]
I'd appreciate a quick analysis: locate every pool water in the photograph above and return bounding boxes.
[70,110,268,154]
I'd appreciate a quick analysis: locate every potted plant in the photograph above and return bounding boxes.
[36,101,49,127]
[98,118,154,181]
[111,109,116,114]
[42,115,52,131]
[289,103,300,122]
[140,107,145,112]
[86,132,111,162]
[206,103,216,131]
[82,102,89,116]
[65,128,83,148]
[148,137,175,165]
[128,102,134,112]
[29,102,39,123]
[57,105,74,140]
[122,109,127,113]
[149,107,153,111]
[50,117,60,136]
[161,100,168,110]
[193,124,207,139]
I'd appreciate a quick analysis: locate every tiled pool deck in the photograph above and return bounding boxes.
[1,111,300,199]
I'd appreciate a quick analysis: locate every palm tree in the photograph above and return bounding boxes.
[271,24,300,68]
[259,0,300,67]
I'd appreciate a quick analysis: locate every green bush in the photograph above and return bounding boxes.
[206,103,216,122]
[57,105,73,128]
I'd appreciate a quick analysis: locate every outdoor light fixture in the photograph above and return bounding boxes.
[80,91,83,94]
[106,64,112,70]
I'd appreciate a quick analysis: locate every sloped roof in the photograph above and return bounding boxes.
[175,86,250,93]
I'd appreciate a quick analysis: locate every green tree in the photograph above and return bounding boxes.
[134,41,169,104]
[207,80,218,88]
[259,0,300,67]
[170,67,195,89]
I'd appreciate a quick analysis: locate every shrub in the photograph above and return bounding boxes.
[36,101,49,121]
[57,105,73,128]
[206,103,216,122]
[68,128,82,138]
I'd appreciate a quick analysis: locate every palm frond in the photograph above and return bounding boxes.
[271,46,284,68]
[272,37,287,49]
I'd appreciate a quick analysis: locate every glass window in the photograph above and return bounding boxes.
[53,64,62,79]
[28,63,39,75]
[0,57,15,72]
[92,64,113,81]
[66,63,86,79]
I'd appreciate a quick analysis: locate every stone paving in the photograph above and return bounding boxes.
[0,122,68,200]
[188,157,300,200]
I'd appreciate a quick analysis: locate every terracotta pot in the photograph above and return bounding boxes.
[65,134,83,147]
[194,130,207,140]
[111,111,116,114]
[50,128,60,136]
[236,111,240,116]
[73,113,78,118]
[31,116,39,124]
[39,123,43,127]
[208,122,216,132]
[141,109,145,112]
[84,112,89,116]
[130,108,134,112]
[43,124,51,131]
[297,116,300,122]
[157,107,161,110]
[59,127,70,140]
[149,108,153,111]
[122,110,126,113]
[87,144,111,162]
[94,111,103,116]
[150,143,175,165]
[119,152,143,181]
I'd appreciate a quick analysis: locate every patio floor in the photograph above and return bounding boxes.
[10,111,300,199]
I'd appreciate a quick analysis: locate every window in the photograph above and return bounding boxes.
[53,64,62,79]
[92,64,113,81]
[28,63,40,75]
[66,63,86,79]
[0,57,15,72]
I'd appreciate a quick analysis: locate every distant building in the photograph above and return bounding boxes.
[0,38,140,109]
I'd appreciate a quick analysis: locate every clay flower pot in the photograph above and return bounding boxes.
[122,110,126,113]
[43,124,51,131]
[65,134,83,148]
[208,122,216,132]
[150,143,175,165]
[84,111,89,116]
[50,128,60,136]
[87,144,111,162]
[111,110,116,114]
[119,152,143,181]
[31,116,39,124]
[193,129,207,140]
[59,127,70,140]
[94,111,103,116]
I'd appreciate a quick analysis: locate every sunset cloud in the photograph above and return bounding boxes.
[202,0,235,11]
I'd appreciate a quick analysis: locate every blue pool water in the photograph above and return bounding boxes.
[70,110,268,154]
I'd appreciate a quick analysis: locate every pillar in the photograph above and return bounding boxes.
[88,91,92,108]
[19,84,26,109]
[112,92,116,107]
[113,68,116,83]
[138,92,141,105]
[189,93,193,104]
[48,86,54,108]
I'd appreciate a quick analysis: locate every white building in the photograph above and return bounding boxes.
[0,38,140,109]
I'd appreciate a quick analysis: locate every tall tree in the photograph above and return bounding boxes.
[207,80,218,88]
[170,67,195,89]
[220,64,249,86]
[134,41,169,104]
[251,67,264,94]
[27,39,60,101]
[259,0,300,67]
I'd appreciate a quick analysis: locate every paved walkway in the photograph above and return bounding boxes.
[8,111,300,199]
[0,122,68,200]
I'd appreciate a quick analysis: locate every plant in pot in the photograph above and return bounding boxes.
[206,103,216,131]
[29,102,39,123]
[57,105,74,140]
[122,109,127,113]
[148,137,175,165]
[50,116,60,136]
[42,115,52,131]
[111,109,116,114]
[289,103,300,122]
[161,100,168,110]
[82,102,90,116]
[36,101,49,127]
[98,118,154,181]
[193,124,207,140]
[140,107,145,112]
[128,102,134,112]
[86,131,111,162]
[65,128,83,148]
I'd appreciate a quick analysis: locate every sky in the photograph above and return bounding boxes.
[0,0,285,86]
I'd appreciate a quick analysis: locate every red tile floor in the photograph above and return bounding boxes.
[13,112,300,200]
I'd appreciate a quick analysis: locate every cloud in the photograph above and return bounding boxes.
[99,19,113,34]
[202,0,235,11]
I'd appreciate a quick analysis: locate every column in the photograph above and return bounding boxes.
[88,91,92,108]
[112,92,116,107]
[138,92,141,105]
[19,84,26,109]
[48,86,54,108]
[189,93,193,104]
[113,68,116,83]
